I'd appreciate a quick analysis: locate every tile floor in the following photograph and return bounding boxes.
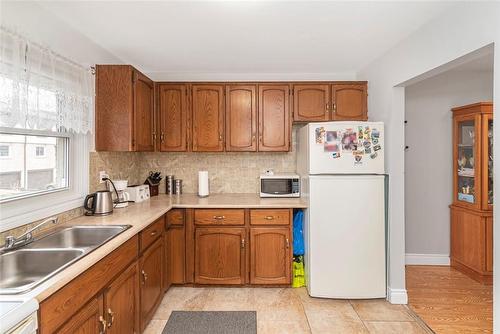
[144,287,432,334]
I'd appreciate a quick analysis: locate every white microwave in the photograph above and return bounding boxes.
[260,174,300,198]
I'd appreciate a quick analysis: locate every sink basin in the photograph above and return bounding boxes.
[0,225,130,294]
[0,249,84,292]
[27,225,129,249]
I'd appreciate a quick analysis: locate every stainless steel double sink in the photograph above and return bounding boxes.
[0,225,130,294]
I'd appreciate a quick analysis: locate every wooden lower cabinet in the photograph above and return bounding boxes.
[450,205,492,284]
[104,262,140,334]
[140,237,164,331]
[165,224,186,289]
[54,261,139,334]
[195,227,246,284]
[55,295,104,334]
[250,227,291,284]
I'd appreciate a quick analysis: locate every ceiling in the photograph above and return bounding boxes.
[38,1,454,80]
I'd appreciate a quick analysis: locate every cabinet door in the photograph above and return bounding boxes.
[453,114,482,210]
[192,85,224,152]
[139,238,163,331]
[95,65,134,151]
[250,228,291,284]
[226,85,257,151]
[258,85,290,152]
[195,227,245,284]
[134,71,155,151]
[104,262,139,334]
[293,84,330,122]
[165,225,186,289]
[158,84,189,152]
[331,84,367,121]
[450,208,486,273]
[482,113,493,211]
[56,295,104,334]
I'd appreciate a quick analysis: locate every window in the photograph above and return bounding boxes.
[0,133,68,201]
[0,145,9,157]
[35,145,45,157]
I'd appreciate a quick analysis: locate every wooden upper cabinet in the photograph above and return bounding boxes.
[258,85,290,152]
[55,295,104,334]
[331,83,368,121]
[157,84,189,152]
[195,227,246,284]
[104,262,139,334]
[250,227,291,285]
[95,65,155,151]
[293,84,330,122]
[192,85,225,152]
[134,71,155,151]
[226,85,257,151]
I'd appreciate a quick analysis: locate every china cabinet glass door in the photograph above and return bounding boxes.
[483,115,493,209]
[456,118,477,205]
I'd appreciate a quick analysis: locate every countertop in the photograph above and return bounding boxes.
[2,194,307,304]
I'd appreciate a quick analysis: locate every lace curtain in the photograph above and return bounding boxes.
[0,26,94,134]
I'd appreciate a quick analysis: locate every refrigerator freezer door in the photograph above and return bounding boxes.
[306,175,386,298]
[304,121,384,175]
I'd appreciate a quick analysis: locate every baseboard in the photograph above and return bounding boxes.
[387,287,408,304]
[405,253,450,266]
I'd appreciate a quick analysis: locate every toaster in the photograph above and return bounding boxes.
[124,184,150,203]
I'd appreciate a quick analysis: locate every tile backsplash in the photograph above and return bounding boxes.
[90,126,299,194]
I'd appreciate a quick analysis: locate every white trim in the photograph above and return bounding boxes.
[405,253,450,266]
[387,287,408,304]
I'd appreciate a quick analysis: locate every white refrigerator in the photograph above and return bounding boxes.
[297,121,386,299]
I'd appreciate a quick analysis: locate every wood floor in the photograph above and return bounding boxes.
[406,265,493,333]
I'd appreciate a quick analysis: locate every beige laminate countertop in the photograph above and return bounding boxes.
[9,194,307,303]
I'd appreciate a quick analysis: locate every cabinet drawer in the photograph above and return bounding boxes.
[166,209,184,227]
[194,209,245,226]
[250,209,291,225]
[141,216,164,252]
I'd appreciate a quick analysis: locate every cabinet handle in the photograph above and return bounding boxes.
[219,134,223,141]
[326,103,330,111]
[150,230,157,236]
[141,270,148,284]
[99,315,107,334]
[107,308,115,328]
[332,103,336,113]
[152,132,157,142]
[241,238,245,249]
[213,215,225,220]
[265,216,275,220]
[160,132,165,143]
[285,238,290,249]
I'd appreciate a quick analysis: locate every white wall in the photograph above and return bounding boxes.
[357,2,500,311]
[0,1,121,67]
[405,69,493,264]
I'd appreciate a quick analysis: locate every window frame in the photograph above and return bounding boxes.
[0,144,10,158]
[0,126,89,232]
[35,145,46,158]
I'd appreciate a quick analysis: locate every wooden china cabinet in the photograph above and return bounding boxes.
[450,102,493,284]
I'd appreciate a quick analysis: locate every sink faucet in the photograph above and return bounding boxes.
[3,216,59,251]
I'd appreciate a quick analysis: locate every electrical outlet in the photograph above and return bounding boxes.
[99,171,109,183]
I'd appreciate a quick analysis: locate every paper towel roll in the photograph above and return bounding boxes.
[198,171,209,197]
